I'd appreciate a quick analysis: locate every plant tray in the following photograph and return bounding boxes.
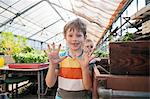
[8,63,49,69]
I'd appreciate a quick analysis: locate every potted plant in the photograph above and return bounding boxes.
[0,32,27,64]
[10,49,48,69]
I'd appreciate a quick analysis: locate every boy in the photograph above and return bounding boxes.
[84,39,94,52]
[84,39,101,63]
[45,18,93,99]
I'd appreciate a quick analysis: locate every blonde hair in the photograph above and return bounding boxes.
[85,38,93,43]
[63,18,87,37]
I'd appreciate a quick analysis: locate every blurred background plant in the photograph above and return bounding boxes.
[12,49,48,63]
[118,32,135,41]
[0,32,27,55]
[93,50,109,58]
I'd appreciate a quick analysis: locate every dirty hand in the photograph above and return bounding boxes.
[45,43,66,66]
[76,48,95,69]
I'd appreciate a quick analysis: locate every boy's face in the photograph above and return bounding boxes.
[84,41,94,52]
[65,29,85,51]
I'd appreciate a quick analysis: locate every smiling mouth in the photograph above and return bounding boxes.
[71,43,79,46]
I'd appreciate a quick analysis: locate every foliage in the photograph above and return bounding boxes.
[0,32,27,55]
[0,32,15,54]
[108,34,113,41]
[21,46,34,53]
[93,50,109,58]
[0,32,48,63]
[0,44,3,53]
[12,50,48,63]
[118,32,134,41]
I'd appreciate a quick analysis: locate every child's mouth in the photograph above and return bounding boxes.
[71,43,79,47]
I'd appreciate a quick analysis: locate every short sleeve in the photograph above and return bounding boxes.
[57,51,67,70]
[59,51,67,57]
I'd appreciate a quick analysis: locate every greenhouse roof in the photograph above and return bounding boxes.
[0,0,127,47]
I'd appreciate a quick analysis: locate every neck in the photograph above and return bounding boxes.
[69,49,83,57]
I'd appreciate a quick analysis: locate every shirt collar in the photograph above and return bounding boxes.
[67,50,83,58]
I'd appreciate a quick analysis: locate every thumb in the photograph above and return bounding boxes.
[89,55,96,61]
[60,56,67,62]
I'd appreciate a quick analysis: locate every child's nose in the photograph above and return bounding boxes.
[72,36,78,40]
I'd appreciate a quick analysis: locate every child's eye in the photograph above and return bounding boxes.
[68,35,73,37]
[77,35,82,37]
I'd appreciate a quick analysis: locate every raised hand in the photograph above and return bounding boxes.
[45,43,66,66]
[75,48,95,69]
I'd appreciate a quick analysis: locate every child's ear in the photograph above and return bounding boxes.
[64,35,66,39]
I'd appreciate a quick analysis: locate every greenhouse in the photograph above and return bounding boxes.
[0,0,149,99]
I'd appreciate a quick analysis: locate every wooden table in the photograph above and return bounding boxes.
[0,66,48,99]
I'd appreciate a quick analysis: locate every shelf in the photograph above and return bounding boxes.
[126,20,142,28]
[134,33,150,40]
[131,5,150,20]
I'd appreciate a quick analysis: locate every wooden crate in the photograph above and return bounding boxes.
[109,41,150,76]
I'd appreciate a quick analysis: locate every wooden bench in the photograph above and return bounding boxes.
[4,76,31,98]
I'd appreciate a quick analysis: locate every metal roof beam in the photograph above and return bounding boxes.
[0,0,44,28]
[113,0,134,23]
[96,0,133,47]
[0,0,21,14]
[46,0,66,22]
[43,1,75,16]
[0,1,46,29]
[44,32,62,43]
[55,38,64,44]
[28,19,62,38]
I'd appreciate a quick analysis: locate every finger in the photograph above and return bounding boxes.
[89,50,93,56]
[60,56,67,62]
[83,50,89,58]
[83,48,89,55]
[89,47,96,56]
[48,44,51,52]
[52,42,55,51]
[91,54,96,58]
[84,49,90,56]
[83,50,88,53]
[57,44,61,52]
[89,55,96,61]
